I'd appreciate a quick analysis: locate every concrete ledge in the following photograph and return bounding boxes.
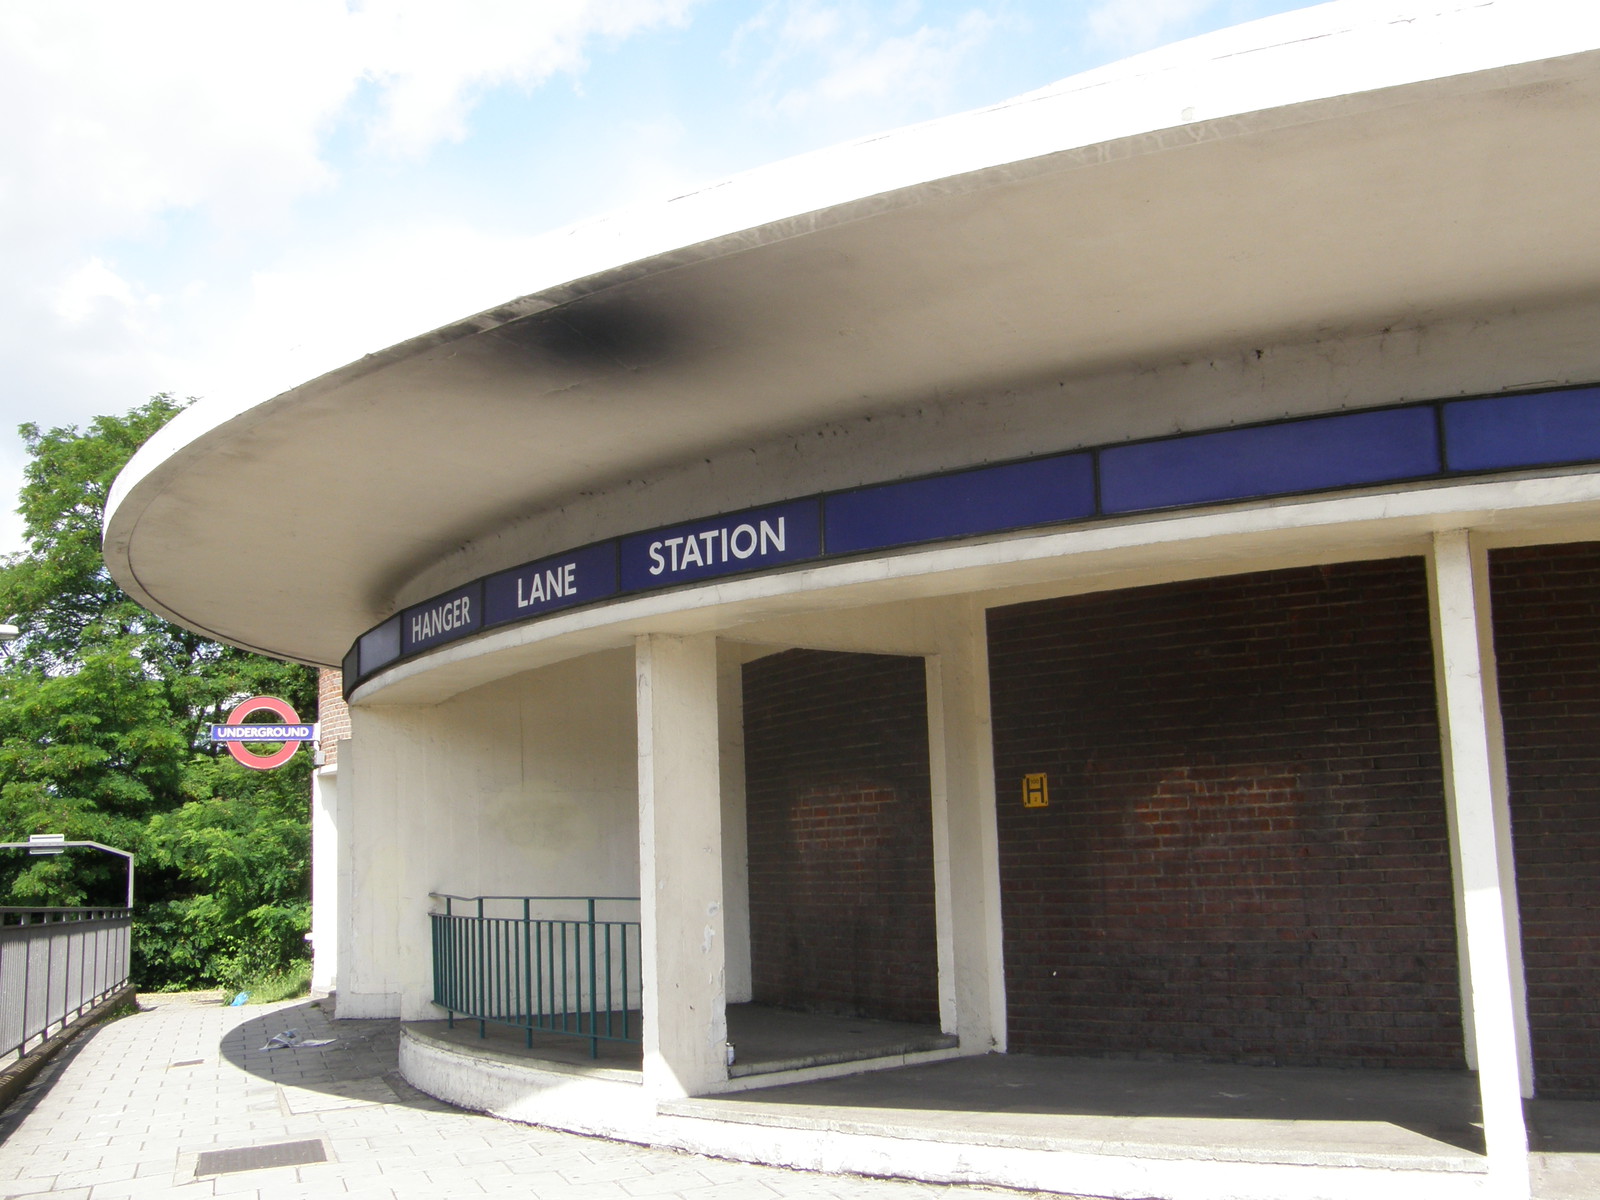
[398,1024,1505,1200]
[644,1113,1497,1200]
[400,1023,652,1138]
[658,1094,1486,1173]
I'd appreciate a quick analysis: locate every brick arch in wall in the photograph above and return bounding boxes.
[987,558,1466,1070]
[742,649,940,1025]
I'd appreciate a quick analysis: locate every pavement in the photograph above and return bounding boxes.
[0,993,1083,1200]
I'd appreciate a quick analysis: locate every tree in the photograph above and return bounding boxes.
[0,396,318,989]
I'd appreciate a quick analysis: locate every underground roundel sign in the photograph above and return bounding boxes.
[208,696,318,771]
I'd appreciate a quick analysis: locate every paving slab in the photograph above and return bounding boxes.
[0,993,1082,1200]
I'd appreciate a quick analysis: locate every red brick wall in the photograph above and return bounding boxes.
[1491,543,1600,1098]
[317,668,351,765]
[987,559,1464,1068]
[743,649,939,1024]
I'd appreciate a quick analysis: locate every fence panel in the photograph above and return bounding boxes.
[430,894,641,1058]
[0,908,132,1062]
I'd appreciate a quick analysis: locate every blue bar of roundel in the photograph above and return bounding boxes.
[483,542,619,627]
[825,454,1096,554]
[1443,388,1600,471]
[620,499,821,592]
[401,581,483,655]
[1100,406,1440,514]
[358,616,401,675]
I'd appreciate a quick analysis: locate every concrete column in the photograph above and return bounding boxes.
[1427,530,1532,1199]
[637,633,728,1098]
[309,763,340,996]
[336,708,404,1018]
[927,598,1008,1052]
[716,645,752,1004]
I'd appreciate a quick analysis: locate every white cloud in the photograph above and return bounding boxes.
[0,0,703,555]
[1084,0,1222,55]
[0,0,699,242]
[179,223,558,411]
[353,0,697,156]
[52,260,151,328]
[736,2,1004,120]
[0,1,355,244]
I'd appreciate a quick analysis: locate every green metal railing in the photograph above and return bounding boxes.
[429,894,641,1058]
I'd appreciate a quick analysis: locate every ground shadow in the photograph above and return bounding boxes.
[213,996,455,1113]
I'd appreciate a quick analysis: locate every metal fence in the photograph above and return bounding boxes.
[0,907,132,1063]
[430,894,641,1058]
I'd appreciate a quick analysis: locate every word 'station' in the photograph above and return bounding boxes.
[647,519,786,575]
[207,696,318,771]
[619,500,822,592]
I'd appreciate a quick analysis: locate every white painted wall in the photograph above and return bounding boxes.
[337,647,638,1020]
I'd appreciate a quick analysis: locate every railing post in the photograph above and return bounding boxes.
[587,898,599,1059]
[522,899,533,1049]
[475,897,486,1039]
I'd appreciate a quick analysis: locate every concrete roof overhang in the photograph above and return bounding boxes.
[104,1,1600,668]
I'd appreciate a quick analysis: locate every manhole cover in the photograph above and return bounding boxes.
[195,1139,327,1175]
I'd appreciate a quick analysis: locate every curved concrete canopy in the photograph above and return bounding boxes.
[105,0,1600,667]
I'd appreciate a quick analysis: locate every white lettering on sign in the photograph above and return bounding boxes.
[647,518,786,577]
[516,562,578,608]
[411,595,472,642]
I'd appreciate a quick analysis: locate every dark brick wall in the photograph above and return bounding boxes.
[1492,542,1600,1098]
[987,559,1464,1068]
[743,649,939,1024]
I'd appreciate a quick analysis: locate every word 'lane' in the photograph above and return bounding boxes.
[485,543,619,626]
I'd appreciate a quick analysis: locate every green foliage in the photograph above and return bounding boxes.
[239,958,313,1005]
[0,396,318,989]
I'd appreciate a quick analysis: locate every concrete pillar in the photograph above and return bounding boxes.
[927,598,1008,1052]
[309,763,340,996]
[637,633,728,1097]
[1426,531,1532,1199]
[717,645,752,1004]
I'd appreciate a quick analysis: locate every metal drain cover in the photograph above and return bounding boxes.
[195,1139,327,1175]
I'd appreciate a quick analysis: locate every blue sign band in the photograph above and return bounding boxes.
[485,542,618,627]
[1100,406,1440,514]
[345,384,1600,696]
[402,582,483,655]
[1443,387,1600,472]
[826,453,1095,554]
[359,616,401,677]
[619,499,822,592]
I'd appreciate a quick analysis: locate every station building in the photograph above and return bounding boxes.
[105,4,1600,1198]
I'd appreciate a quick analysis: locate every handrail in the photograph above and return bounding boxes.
[429,893,639,903]
[429,894,641,1059]
[0,906,132,1061]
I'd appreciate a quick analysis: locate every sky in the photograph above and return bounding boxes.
[0,0,1322,557]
